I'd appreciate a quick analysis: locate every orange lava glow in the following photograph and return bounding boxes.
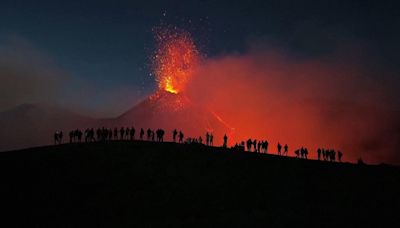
[152,27,200,94]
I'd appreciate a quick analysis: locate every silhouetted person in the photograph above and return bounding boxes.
[54,131,59,145]
[147,128,152,141]
[206,132,210,146]
[223,134,228,148]
[304,148,308,159]
[253,140,257,152]
[257,141,261,153]
[140,128,144,140]
[59,131,63,144]
[246,139,252,151]
[179,131,184,143]
[300,147,305,158]
[322,149,326,161]
[120,127,125,140]
[199,136,203,144]
[264,140,269,153]
[317,148,321,160]
[284,144,288,156]
[173,129,178,142]
[77,129,82,142]
[277,143,282,155]
[152,130,155,141]
[130,127,135,140]
[338,151,343,162]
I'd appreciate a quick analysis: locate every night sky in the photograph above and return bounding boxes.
[1,0,399,115]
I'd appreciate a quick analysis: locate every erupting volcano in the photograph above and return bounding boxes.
[116,26,233,142]
[152,26,200,94]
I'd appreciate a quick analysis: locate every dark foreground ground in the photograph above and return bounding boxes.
[1,141,400,227]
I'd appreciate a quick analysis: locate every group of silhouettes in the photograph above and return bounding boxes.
[317,148,343,162]
[61,127,168,143]
[54,127,344,162]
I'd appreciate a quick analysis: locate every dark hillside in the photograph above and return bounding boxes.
[1,142,399,227]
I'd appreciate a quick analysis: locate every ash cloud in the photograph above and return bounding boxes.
[186,44,400,164]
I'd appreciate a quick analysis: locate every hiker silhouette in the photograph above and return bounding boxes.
[223,134,228,148]
[120,127,125,140]
[277,143,282,155]
[284,144,288,156]
[140,128,144,140]
[156,129,165,142]
[147,128,152,141]
[130,127,135,140]
[173,129,178,142]
[246,139,252,151]
[317,148,321,160]
[264,140,269,153]
[179,131,184,143]
[338,151,343,162]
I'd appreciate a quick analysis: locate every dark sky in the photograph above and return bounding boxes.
[1,0,399,116]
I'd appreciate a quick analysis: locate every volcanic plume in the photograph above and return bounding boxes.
[117,27,232,142]
[152,26,200,94]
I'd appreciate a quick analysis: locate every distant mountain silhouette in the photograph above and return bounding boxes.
[0,91,232,151]
[0,103,97,151]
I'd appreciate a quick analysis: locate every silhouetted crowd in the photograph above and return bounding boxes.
[53,128,344,162]
[317,148,343,162]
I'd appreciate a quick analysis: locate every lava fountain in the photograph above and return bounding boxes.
[152,26,200,94]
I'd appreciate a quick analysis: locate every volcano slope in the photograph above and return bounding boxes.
[1,141,399,227]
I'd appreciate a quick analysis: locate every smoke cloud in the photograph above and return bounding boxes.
[186,45,400,164]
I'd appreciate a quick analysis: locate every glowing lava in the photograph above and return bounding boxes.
[152,26,200,94]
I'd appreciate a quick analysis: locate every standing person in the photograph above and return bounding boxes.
[54,131,59,145]
[59,131,63,144]
[120,127,125,140]
[264,140,269,154]
[246,139,252,151]
[130,127,135,140]
[140,128,144,140]
[147,128,152,141]
[210,134,214,146]
[277,143,282,155]
[338,151,343,162]
[179,131,184,143]
[173,129,178,142]
[223,134,228,148]
[317,148,322,160]
[284,144,288,156]
[206,132,210,146]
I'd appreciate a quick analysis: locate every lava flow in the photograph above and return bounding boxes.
[152,26,200,94]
